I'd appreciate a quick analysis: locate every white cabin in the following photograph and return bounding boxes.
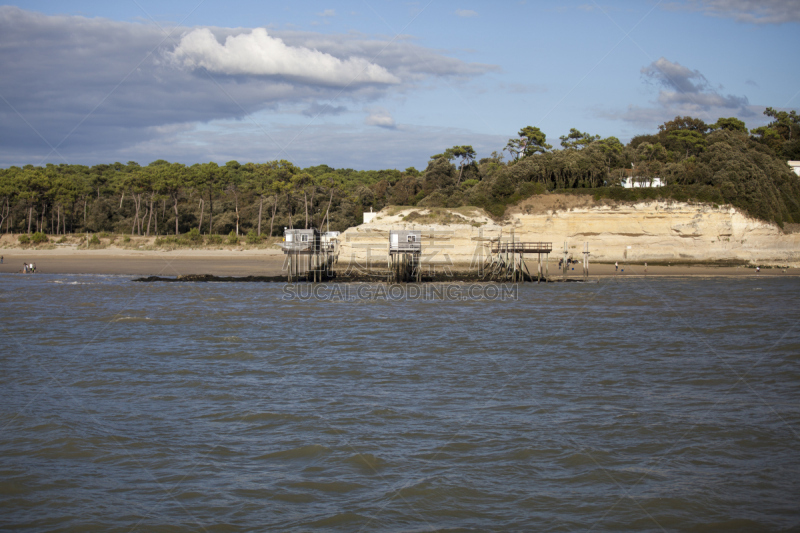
[621,176,665,189]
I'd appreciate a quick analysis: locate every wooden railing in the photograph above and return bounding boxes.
[491,242,552,254]
[389,242,422,253]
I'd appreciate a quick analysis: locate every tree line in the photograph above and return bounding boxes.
[1,107,799,237]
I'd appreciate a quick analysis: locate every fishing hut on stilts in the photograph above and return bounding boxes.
[483,229,552,282]
[281,228,339,282]
[388,230,422,283]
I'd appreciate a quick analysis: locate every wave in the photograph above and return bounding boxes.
[255,444,330,461]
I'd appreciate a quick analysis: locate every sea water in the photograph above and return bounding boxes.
[1,275,799,531]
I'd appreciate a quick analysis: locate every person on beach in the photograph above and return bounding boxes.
[23,263,27,273]
[756,266,760,274]
[644,262,648,274]
[615,261,618,272]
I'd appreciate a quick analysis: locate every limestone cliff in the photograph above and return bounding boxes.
[337,196,800,268]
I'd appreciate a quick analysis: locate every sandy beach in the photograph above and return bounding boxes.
[0,248,288,277]
[0,246,795,278]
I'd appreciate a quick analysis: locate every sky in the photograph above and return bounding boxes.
[0,0,798,170]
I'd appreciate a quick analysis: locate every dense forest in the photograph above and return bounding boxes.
[1,108,799,240]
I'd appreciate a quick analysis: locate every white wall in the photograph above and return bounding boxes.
[621,177,665,189]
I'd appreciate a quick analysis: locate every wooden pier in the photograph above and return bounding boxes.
[484,240,552,282]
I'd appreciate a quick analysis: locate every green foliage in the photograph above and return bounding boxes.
[154,228,205,248]
[31,231,48,244]
[713,117,747,133]
[560,128,600,149]
[227,231,239,245]
[492,174,515,197]
[665,129,707,158]
[506,126,551,160]
[207,234,223,245]
[245,230,261,244]
[750,107,800,158]
[185,227,203,243]
[518,182,546,197]
[18,234,30,244]
[89,234,101,246]
[659,116,710,133]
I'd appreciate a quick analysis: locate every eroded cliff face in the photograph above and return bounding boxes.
[338,197,800,268]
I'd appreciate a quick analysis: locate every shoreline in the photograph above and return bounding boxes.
[0,248,796,279]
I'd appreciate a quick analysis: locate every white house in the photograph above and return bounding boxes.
[363,206,377,224]
[789,161,800,177]
[621,176,665,188]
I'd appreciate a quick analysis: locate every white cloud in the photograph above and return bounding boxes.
[171,28,400,85]
[364,108,396,129]
[0,7,498,167]
[455,9,478,17]
[276,30,500,81]
[317,9,336,17]
[684,0,800,23]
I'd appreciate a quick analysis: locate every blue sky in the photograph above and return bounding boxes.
[1,0,798,170]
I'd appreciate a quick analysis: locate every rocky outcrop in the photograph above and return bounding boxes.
[337,198,800,269]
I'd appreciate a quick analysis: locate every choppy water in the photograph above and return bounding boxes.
[1,274,799,532]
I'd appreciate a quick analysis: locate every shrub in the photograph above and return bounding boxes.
[185,227,203,243]
[89,234,101,246]
[518,182,546,197]
[18,234,30,245]
[492,175,515,197]
[227,231,239,245]
[31,232,48,244]
[246,230,261,244]
[154,236,175,247]
[207,234,223,245]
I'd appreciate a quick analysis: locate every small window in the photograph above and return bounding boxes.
[408,235,417,243]
[301,234,308,242]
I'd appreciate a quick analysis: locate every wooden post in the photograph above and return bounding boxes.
[537,253,541,283]
[583,242,589,281]
[511,227,515,282]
